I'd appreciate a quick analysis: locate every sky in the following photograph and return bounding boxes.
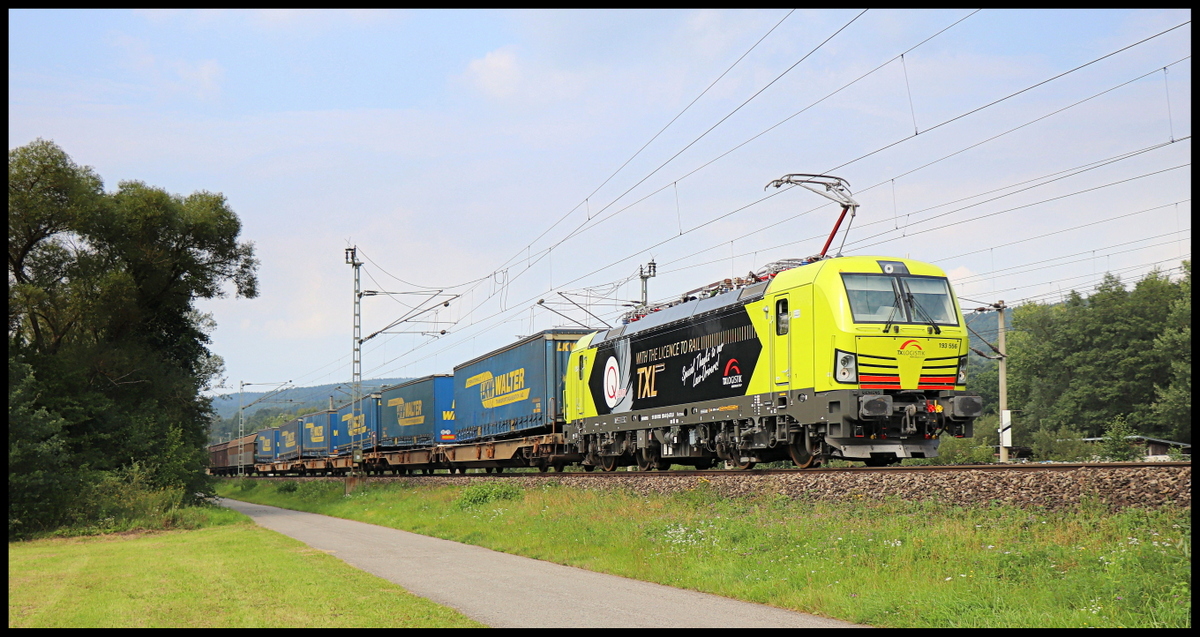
[9,9,1192,396]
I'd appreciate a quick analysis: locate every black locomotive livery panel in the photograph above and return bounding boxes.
[588,306,761,414]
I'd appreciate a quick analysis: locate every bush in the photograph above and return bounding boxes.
[295,480,338,500]
[1099,415,1143,462]
[1031,425,1094,462]
[455,482,523,509]
[277,481,298,493]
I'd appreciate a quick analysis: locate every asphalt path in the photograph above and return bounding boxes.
[220,498,865,628]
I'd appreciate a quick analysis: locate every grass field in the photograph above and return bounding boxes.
[216,477,1191,628]
[7,506,484,628]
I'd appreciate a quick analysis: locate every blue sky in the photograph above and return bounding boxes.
[9,9,1191,395]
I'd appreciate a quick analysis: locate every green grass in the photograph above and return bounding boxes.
[8,506,484,628]
[217,477,1191,628]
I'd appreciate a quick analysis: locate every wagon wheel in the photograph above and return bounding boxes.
[485,467,494,474]
[538,464,550,473]
[582,464,595,472]
[788,439,818,469]
[553,463,566,473]
[693,459,714,470]
[495,467,505,474]
[724,454,756,471]
[599,455,619,472]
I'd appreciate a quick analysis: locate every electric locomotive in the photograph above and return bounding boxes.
[564,174,982,470]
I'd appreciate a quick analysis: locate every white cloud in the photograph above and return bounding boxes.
[467,47,522,99]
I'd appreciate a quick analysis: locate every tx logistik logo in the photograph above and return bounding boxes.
[898,339,926,357]
[722,358,743,388]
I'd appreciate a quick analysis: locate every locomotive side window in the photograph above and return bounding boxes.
[776,298,789,335]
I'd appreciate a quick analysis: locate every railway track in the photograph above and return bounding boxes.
[231,461,1190,479]
[225,462,1190,511]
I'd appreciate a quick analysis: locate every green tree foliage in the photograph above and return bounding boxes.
[8,358,78,537]
[8,139,258,538]
[965,356,1000,416]
[1098,415,1142,462]
[1150,261,1190,443]
[1007,268,1186,442]
[1029,425,1094,462]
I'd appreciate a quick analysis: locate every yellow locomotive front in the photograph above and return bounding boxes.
[778,255,982,465]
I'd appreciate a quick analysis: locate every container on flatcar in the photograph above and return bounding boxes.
[227,433,257,469]
[453,329,592,442]
[208,441,230,474]
[255,427,279,464]
[333,396,381,454]
[378,375,453,448]
[277,417,301,462]
[300,410,334,458]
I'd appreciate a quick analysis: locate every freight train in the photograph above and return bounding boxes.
[208,176,983,476]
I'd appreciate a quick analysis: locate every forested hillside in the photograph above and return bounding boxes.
[954,265,1189,448]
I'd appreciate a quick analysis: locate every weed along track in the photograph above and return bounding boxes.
[216,462,1191,629]
[239,462,1190,511]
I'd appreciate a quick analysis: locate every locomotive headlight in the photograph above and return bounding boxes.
[957,355,968,384]
[834,349,858,384]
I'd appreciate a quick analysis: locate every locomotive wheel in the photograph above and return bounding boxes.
[788,440,818,469]
[583,464,595,472]
[693,459,714,470]
[636,449,656,471]
[599,455,619,472]
[724,455,756,471]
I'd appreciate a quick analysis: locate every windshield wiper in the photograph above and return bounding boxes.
[882,281,903,333]
[901,280,941,334]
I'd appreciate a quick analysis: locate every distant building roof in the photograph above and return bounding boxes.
[1079,435,1190,448]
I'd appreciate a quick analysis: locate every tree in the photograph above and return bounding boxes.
[1150,261,1190,443]
[1007,269,1185,440]
[1098,415,1142,462]
[8,356,77,537]
[9,139,258,537]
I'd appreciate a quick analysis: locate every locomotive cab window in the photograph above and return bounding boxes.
[776,298,789,335]
[843,274,905,323]
[900,277,956,324]
[842,273,959,326]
